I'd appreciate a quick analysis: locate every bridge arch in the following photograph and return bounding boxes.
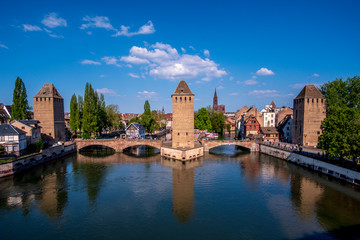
[75,139,162,153]
[201,140,256,152]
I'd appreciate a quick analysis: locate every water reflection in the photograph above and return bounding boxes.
[0,151,360,239]
[161,158,203,223]
[0,157,70,218]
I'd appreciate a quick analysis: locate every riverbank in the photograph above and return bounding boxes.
[259,143,360,186]
[0,143,76,178]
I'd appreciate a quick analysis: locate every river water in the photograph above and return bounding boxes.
[1,146,360,240]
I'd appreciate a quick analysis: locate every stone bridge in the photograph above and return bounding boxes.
[75,139,162,152]
[201,140,258,152]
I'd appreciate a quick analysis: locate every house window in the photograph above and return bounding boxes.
[0,136,4,141]
[7,145,13,152]
[13,145,18,151]
[8,136,14,141]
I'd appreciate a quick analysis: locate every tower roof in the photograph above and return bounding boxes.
[295,84,325,99]
[172,80,194,96]
[214,88,217,98]
[34,83,63,99]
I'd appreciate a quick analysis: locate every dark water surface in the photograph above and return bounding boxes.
[1,146,360,240]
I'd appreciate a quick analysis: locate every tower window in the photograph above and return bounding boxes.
[178,132,180,136]
[180,97,182,102]
[36,98,38,101]
[186,132,188,136]
[307,99,309,103]
[189,97,191,102]
[185,97,187,102]
[40,98,42,101]
[312,99,314,103]
[317,99,319,103]
[175,97,177,102]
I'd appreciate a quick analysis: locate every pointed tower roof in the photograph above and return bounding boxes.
[172,80,194,96]
[295,84,324,99]
[270,100,276,108]
[34,83,63,99]
[214,88,217,98]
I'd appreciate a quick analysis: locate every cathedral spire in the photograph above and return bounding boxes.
[213,88,218,108]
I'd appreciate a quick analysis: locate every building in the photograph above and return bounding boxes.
[263,112,276,127]
[244,115,261,139]
[292,84,326,147]
[0,104,11,124]
[11,120,41,145]
[213,89,225,113]
[172,81,194,148]
[260,127,279,142]
[276,107,293,127]
[278,114,293,143]
[125,123,145,139]
[33,83,65,144]
[0,124,27,156]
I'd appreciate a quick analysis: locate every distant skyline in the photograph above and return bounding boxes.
[1,0,359,113]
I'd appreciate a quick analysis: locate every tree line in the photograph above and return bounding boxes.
[69,83,124,138]
[319,76,360,162]
[194,106,226,135]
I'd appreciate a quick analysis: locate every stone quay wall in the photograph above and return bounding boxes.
[0,143,76,178]
[161,146,204,160]
[259,144,360,186]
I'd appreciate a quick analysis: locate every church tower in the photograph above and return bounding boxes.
[33,83,65,143]
[172,81,194,148]
[213,88,218,109]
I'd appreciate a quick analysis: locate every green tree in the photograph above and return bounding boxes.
[140,100,156,133]
[195,107,212,131]
[106,104,122,131]
[129,116,141,125]
[209,111,226,135]
[319,76,360,162]
[78,95,83,133]
[82,83,99,138]
[11,77,30,120]
[69,94,79,134]
[97,93,107,134]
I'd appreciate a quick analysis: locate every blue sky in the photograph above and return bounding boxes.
[1,0,359,113]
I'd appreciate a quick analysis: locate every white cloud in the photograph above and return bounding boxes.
[217,85,224,90]
[0,43,8,49]
[290,83,306,89]
[81,16,115,30]
[256,67,274,76]
[41,13,67,28]
[249,89,279,96]
[230,93,238,96]
[181,47,186,53]
[81,59,101,65]
[81,17,155,37]
[244,79,258,85]
[129,73,140,78]
[120,42,226,81]
[137,90,157,99]
[120,56,150,65]
[312,73,319,77]
[23,24,42,32]
[189,46,196,51]
[101,56,121,67]
[48,33,64,38]
[229,76,234,81]
[204,49,210,57]
[96,88,121,96]
[99,75,106,78]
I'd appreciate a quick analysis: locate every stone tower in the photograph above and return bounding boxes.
[33,83,65,143]
[172,81,194,148]
[292,84,326,147]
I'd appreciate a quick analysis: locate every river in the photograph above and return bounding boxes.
[1,145,360,240]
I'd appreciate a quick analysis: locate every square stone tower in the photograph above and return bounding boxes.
[33,83,65,143]
[172,81,194,148]
[292,84,326,147]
